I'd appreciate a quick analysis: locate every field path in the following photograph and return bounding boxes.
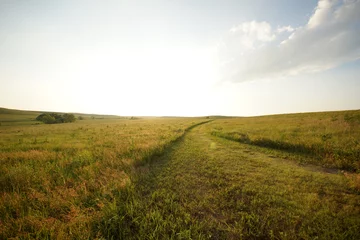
[102,122,360,239]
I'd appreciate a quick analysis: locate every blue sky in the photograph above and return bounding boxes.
[0,0,359,116]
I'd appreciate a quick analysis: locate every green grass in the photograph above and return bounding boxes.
[0,109,206,238]
[98,123,360,239]
[210,110,360,172]
[0,108,359,239]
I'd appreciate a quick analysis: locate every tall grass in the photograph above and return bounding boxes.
[1,109,359,238]
[210,110,360,172]
[95,122,360,239]
[0,118,205,238]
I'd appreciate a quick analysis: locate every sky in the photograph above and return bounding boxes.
[0,0,359,116]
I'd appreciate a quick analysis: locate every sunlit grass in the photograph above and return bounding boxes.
[99,122,360,239]
[1,109,359,239]
[0,117,205,238]
[210,110,360,172]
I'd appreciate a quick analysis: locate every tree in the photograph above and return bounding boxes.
[36,113,56,124]
[63,113,76,123]
[36,113,76,124]
[51,113,64,123]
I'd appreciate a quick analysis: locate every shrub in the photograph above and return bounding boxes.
[36,113,76,124]
[36,114,56,124]
[63,113,76,123]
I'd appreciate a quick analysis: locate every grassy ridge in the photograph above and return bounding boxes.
[0,117,206,238]
[0,107,122,126]
[210,110,360,172]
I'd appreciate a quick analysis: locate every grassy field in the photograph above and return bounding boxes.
[0,108,359,239]
[100,122,359,239]
[211,110,360,172]
[0,107,122,126]
[0,108,206,238]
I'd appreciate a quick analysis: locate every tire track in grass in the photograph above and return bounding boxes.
[131,120,213,167]
[97,122,360,239]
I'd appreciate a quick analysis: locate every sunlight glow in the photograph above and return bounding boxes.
[68,46,219,116]
[1,0,359,116]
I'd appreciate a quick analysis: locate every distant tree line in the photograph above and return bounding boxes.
[36,113,76,124]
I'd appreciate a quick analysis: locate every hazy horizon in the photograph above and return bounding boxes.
[1,0,360,117]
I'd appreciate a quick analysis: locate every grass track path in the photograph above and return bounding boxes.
[101,123,360,239]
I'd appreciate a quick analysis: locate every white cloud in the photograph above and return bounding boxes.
[219,0,360,82]
[276,25,294,33]
[228,21,275,50]
[307,0,339,29]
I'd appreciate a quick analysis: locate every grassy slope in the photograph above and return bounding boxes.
[0,107,121,126]
[0,108,41,125]
[211,110,360,172]
[0,108,42,115]
[100,122,360,239]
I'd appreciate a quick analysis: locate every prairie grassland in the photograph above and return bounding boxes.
[0,117,205,239]
[99,123,360,239]
[210,110,360,172]
[1,109,359,239]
